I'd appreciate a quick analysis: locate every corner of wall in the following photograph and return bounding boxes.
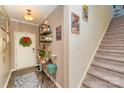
[63,5,69,88]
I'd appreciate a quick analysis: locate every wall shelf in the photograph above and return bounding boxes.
[40,31,52,35]
[39,24,53,44]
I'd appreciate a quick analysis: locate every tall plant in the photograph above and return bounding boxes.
[39,49,47,59]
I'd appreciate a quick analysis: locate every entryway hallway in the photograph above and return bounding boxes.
[1,5,124,88]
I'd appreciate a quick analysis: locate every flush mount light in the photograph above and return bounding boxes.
[24,9,34,21]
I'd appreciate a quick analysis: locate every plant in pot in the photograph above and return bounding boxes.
[39,49,47,64]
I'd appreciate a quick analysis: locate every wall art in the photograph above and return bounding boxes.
[56,25,61,40]
[82,5,88,22]
[71,12,80,34]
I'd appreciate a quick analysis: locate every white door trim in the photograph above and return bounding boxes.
[14,32,36,70]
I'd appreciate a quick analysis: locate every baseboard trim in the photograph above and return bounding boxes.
[55,81,62,88]
[77,14,113,88]
[4,69,15,88]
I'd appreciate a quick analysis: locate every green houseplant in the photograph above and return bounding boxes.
[39,49,47,63]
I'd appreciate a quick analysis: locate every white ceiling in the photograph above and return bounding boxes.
[4,5,57,25]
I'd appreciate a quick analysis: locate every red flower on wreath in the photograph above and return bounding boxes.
[19,36,32,47]
[23,37,30,43]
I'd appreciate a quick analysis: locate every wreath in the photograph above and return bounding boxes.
[19,36,32,47]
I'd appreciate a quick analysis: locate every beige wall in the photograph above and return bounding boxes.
[0,6,11,87]
[10,21,39,69]
[64,5,113,87]
[41,6,64,87]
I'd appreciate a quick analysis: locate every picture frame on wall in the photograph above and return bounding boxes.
[1,38,7,53]
[56,25,61,40]
[82,5,88,22]
[71,12,80,34]
[0,11,6,31]
[7,33,10,43]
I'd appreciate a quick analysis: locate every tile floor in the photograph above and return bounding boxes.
[7,67,57,88]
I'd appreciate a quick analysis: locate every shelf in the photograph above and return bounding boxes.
[40,31,52,35]
[39,24,52,44]
[40,40,52,43]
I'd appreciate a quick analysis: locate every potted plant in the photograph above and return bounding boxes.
[39,49,47,64]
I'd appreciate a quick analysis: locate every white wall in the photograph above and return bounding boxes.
[0,6,11,88]
[66,5,113,87]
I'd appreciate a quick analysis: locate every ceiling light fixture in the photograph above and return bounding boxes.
[24,9,34,21]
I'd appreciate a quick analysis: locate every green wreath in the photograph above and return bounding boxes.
[19,36,32,47]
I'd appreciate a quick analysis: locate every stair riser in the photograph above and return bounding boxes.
[108,27,124,31]
[106,29,124,34]
[92,60,124,74]
[109,24,124,28]
[99,46,124,51]
[111,18,124,22]
[103,35,124,40]
[112,17,124,22]
[104,35,124,38]
[102,38,124,42]
[105,33,124,36]
[102,39,124,43]
[101,41,124,45]
[94,57,118,63]
[97,49,124,54]
[96,51,124,58]
[110,21,124,26]
[100,43,124,47]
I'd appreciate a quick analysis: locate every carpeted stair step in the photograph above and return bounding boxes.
[111,16,124,22]
[88,66,124,87]
[97,50,124,58]
[103,34,124,39]
[99,45,124,51]
[82,74,117,88]
[93,58,124,74]
[95,54,124,63]
[106,29,124,34]
[107,27,124,32]
[97,49,124,54]
[105,31,124,36]
[110,21,124,26]
[102,38,124,43]
[101,40,124,45]
[100,43,124,47]
[109,23,124,28]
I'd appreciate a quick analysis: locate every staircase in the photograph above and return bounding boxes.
[81,16,124,88]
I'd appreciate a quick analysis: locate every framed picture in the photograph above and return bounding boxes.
[82,5,88,22]
[71,12,80,34]
[7,33,10,43]
[56,25,61,40]
[0,11,6,31]
[1,38,7,53]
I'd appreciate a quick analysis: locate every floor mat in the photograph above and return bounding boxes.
[14,72,41,88]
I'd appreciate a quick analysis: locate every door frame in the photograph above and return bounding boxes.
[14,32,36,70]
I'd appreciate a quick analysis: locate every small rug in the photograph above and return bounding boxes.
[14,72,41,88]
